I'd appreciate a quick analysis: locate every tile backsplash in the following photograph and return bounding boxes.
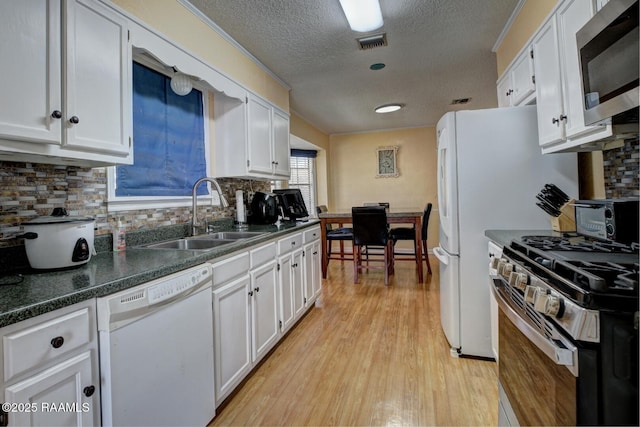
[0,161,270,248]
[603,137,639,199]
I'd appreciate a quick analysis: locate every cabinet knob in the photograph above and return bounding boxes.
[69,116,80,124]
[83,385,95,397]
[51,110,62,119]
[50,336,64,349]
[559,114,567,122]
[552,117,559,125]
[248,290,254,296]
[255,287,260,293]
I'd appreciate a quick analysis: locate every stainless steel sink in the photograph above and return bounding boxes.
[197,231,266,240]
[144,238,236,251]
[142,231,267,251]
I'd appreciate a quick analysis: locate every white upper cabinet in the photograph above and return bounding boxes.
[0,0,132,166]
[214,92,291,179]
[497,48,535,107]
[532,0,612,153]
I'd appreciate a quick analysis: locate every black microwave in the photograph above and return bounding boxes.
[576,0,639,126]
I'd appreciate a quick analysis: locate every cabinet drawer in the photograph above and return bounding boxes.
[278,233,302,255]
[250,242,277,268]
[303,226,321,243]
[3,308,91,381]
[211,252,250,286]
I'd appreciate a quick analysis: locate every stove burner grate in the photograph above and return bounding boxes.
[521,235,639,254]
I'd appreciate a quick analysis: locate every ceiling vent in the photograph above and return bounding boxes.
[357,33,387,50]
[451,98,471,105]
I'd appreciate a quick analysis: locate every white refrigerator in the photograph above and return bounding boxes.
[433,105,578,358]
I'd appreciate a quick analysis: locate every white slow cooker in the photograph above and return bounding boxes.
[20,208,95,270]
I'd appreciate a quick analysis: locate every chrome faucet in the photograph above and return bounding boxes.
[191,177,229,236]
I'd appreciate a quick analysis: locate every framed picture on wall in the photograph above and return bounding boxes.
[376,146,399,178]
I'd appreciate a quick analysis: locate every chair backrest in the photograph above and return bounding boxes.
[352,206,389,246]
[316,205,328,215]
[421,203,433,240]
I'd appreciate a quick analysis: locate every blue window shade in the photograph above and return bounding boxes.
[116,62,207,197]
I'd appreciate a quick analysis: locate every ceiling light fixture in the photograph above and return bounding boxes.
[338,0,383,32]
[370,63,386,70]
[170,68,193,96]
[375,104,403,113]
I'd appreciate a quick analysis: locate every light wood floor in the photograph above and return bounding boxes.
[209,257,498,426]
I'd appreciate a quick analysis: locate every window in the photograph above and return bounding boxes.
[107,60,210,211]
[286,149,317,215]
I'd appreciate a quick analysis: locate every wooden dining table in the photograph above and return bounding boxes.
[318,208,425,283]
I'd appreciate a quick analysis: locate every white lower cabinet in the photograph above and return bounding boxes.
[0,300,100,426]
[303,227,322,305]
[211,229,320,407]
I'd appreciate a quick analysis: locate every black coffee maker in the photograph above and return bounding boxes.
[248,192,279,224]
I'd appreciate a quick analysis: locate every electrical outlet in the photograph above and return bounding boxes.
[211,191,221,206]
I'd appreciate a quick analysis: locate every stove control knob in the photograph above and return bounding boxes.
[509,272,528,290]
[499,261,513,279]
[533,288,549,313]
[524,285,538,303]
[544,295,565,318]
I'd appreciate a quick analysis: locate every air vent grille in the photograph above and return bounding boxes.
[357,33,387,50]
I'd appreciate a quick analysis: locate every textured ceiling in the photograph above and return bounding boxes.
[185,0,519,135]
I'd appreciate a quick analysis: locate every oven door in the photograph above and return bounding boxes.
[492,282,578,426]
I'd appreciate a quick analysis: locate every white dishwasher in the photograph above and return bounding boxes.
[97,264,215,426]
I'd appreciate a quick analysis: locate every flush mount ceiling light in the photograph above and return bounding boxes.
[338,0,383,32]
[375,104,403,113]
[170,68,193,96]
[370,63,386,70]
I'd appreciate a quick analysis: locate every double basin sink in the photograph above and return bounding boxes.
[143,231,267,251]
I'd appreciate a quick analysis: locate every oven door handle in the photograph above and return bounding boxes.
[491,280,579,377]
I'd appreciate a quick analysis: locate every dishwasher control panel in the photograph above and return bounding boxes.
[96,264,212,331]
[148,266,210,305]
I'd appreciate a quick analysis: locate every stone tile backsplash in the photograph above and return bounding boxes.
[0,161,270,248]
[603,137,639,199]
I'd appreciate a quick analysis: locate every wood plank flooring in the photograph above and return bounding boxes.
[208,257,498,426]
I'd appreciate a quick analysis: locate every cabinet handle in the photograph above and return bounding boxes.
[248,290,254,296]
[255,287,260,293]
[50,336,64,349]
[559,114,567,122]
[83,385,96,397]
[69,116,80,124]
[552,117,559,125]
[51,110,62,119]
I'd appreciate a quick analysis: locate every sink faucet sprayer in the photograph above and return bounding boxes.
[191,177,229,236]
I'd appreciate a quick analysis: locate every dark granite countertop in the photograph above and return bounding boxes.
[0,220,319,328]
[484,229,566,247]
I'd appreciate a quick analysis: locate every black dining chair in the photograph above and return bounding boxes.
[316,205,353,261]
[390,203,432,274]
[351,206,394,285]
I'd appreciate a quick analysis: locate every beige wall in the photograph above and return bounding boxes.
[495,0,557,77]
[113,0,289,111]
[329,127,438,250]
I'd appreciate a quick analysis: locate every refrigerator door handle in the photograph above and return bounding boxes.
[433,246,449,265]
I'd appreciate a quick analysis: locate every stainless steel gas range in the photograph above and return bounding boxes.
[490,234,638,426]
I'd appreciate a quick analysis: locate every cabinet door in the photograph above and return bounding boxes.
[532,16,565,147]
[510,50,535,106]
[303,241,321,304]
[63,0,131,157]
[4,351,98,426]
[250,261,279,363]
[247,95,273,175]
[212,276,252,405]
[0,1,61,145]
[496,74,512,108]
[278,255,295,333]
[557,0,610,141]
[292,249,305,320]
[272,109,290,177]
